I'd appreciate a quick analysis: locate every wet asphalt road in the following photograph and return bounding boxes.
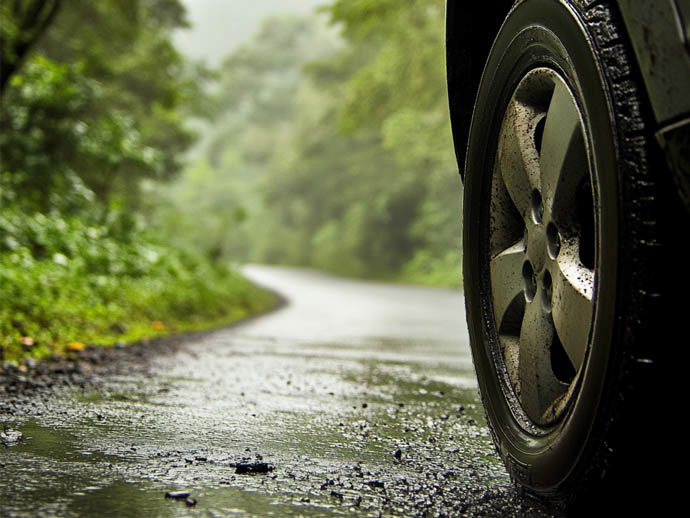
[1,266,557,517]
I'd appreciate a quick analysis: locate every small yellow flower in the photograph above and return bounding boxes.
[21,336,35,347]
[68,341,85,351]
[152,321,165,331]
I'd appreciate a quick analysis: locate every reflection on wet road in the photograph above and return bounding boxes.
[1,266,556,517]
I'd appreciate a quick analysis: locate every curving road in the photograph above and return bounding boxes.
[1,266,556,517]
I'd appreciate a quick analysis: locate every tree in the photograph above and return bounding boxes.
[0,0,62,94]
[0,0,200,208]
[153,14,339,262]
[155,2,462,284]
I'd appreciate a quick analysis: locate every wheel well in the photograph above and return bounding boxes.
[446,0,514,178]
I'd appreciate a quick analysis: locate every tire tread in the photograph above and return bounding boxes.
[516,0,664,514]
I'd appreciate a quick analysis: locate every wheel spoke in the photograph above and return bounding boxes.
[518,299,563,419]
[497,100,541,217]
[551,257,594,371]
[490,240,526,333]
[540,81,587,221]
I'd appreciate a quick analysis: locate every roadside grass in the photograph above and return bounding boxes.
[0,254,275,363]
[0,210,275,363]
[397,250,462,288]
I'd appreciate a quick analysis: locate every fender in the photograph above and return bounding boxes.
[446,0,513,178]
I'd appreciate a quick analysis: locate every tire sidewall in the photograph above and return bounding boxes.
[463,0,619,491]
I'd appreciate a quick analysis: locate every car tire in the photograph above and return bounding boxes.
[462,0,675,512]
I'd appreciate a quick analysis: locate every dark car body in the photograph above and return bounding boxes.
[446,0,690,208]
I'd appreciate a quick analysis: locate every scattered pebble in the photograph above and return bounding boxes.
[1,427,23,446]
[233,462,274,474]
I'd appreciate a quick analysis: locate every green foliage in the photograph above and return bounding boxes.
[151,14,340,264]
[0,55,162,211]
[0,0,61,93]
[0,204,274,363]
[0,0,199,207]
[322,0,462,283]
[0,0,275,364]
[157,3,462,285]
[1,0,463,368]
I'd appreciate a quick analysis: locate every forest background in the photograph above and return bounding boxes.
[0,0,462,362]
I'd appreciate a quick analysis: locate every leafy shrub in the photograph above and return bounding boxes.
[0,205,274,363]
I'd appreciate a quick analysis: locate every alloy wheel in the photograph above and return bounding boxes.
[488,68,596,426]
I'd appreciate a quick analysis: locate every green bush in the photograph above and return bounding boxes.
[0,206,274,363]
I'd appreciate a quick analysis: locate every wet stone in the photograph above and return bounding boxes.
[233,462,274,474]
[1,427,23,446]
[320,478,335,490]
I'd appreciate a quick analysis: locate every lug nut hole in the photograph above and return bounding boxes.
[547,222,561,259]
[523,261,537,302]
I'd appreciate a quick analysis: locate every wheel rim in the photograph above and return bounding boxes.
[488,68,597,426]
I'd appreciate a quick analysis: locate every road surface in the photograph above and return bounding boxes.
[1,266,556,517]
